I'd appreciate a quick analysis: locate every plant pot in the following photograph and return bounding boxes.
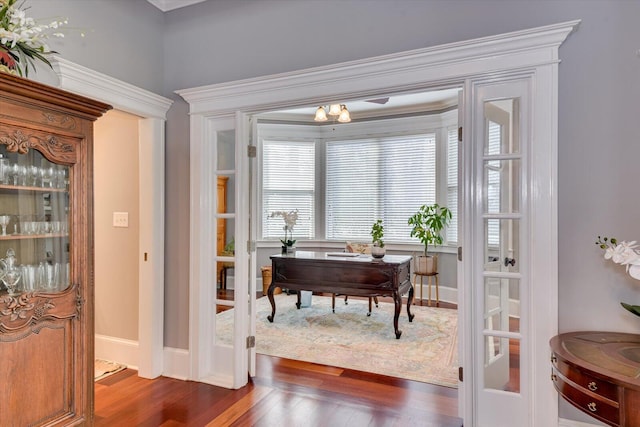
[415,255,437,274]
[371,246,386,259]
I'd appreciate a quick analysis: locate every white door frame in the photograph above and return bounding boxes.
[51,56,173,378]
[178,20,579,426]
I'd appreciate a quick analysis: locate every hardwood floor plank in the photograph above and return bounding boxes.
[95,354,462,426]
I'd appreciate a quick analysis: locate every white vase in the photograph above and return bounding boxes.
[371,246,386,259]
[415,255,437,274]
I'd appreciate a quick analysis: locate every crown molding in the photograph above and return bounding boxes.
[51,56,173,119]
[177,20,580,116]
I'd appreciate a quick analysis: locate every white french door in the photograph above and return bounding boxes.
[188,114,255,389]
[465,78,531,425]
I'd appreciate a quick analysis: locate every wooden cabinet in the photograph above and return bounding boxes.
[216,176,228,284]
[0,73,110,425]
[550,331,640,427]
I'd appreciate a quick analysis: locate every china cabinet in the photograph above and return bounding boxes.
[0,72,110,425]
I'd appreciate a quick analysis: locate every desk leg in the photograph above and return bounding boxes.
[296,292,301,309]
[393,291,402,339]
[407,285,415,322]
[267,283,276,322]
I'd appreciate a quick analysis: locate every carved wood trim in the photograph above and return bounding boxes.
[0,127,77,164]
[0,284,80,333]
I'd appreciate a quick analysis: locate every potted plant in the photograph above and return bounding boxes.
[270,209,298,254]
[408,203,452,274]
[370,219,385,259]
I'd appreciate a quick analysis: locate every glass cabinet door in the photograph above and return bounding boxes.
[0,145,69,295]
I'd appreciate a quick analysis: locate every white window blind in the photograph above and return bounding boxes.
[326,134,436,242]
[446,127,458,244]
[486,121,501,247]
[262,140,315,240]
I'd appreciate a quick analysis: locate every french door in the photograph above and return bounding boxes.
[462,77,538,425]
[188,114,256,389]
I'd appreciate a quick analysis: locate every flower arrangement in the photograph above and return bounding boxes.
[270,209,298,249]
[596,236,640,316]
[0,0,68,76]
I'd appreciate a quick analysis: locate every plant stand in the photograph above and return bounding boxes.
[414,272,439,306]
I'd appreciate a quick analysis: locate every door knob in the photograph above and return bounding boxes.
[504,257,516,267]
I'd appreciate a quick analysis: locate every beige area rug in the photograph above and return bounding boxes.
[217,293,458,388]
[95,359,126,381]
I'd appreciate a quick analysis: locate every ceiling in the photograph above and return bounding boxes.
[259,88,460,123]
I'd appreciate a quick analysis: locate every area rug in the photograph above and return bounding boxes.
[216,293,458,388]
[95,359,126,381]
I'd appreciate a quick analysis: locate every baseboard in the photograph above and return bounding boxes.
[559,417,601,427]
[162,346,190,380]
[95,334,139,370]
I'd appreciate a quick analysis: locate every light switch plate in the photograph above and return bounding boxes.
[113,212,129,228]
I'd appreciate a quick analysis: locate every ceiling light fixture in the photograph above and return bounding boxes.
[314,103,351,123]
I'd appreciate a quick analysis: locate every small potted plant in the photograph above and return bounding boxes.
[408,203,452,274]
[370,219,385,259]
[270,209,298,254]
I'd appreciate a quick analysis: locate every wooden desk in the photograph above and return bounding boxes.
[550,331,640,426]
[268,251,414,339]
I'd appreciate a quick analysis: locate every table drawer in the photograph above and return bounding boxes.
[553,368,620,426]
[553,353,619,402]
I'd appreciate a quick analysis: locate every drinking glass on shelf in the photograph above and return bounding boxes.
[0,215,9,236]
[11,163,20,185]
[20,265,36,292]
[27,165,39,187]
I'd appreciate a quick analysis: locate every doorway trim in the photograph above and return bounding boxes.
[178,20,579,426]
[51,56,173,378]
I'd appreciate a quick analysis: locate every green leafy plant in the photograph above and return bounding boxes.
[408,203,452,256]
[371,219,384,248]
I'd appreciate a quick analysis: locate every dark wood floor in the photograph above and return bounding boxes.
[95,354,462,427]
[96,292,521,425]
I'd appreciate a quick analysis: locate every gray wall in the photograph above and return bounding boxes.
[21,1,640,424]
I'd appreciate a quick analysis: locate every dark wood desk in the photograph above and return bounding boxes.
[267,251,414,339]
[550,331,640,426]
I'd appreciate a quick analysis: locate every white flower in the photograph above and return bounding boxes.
[598,237,640,281]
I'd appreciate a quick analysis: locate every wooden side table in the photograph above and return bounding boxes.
[414,272,439,306]
[550,331,640,426]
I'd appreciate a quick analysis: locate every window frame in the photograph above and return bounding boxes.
[257,110,458,248]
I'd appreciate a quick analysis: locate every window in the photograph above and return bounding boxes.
[259,113,458,247]
[261,140,315,240]
[326,135,436,241]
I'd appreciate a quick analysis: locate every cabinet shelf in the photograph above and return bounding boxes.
[0,233,67,241]
[0,184,67,193]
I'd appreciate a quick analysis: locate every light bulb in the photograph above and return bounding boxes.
[328,104,342,116]
[338,105,351,123]
[314,106,327,121]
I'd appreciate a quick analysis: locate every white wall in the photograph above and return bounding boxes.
[94,110,140,341]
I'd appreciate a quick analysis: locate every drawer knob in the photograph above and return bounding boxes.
[587,402,597,412]
[551,354,557,363]
[551,373,557,381]
[587,381,598,391]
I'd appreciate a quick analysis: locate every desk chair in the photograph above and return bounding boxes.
[331,242,379,315]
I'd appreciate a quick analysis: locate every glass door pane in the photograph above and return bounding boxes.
[482,98,521,394]
[0,146,69,295]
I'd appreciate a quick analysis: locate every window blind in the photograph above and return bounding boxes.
[446,127,458,244]
[262,140,315,240]
[486,121,501,247]
[326,134,436,242]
